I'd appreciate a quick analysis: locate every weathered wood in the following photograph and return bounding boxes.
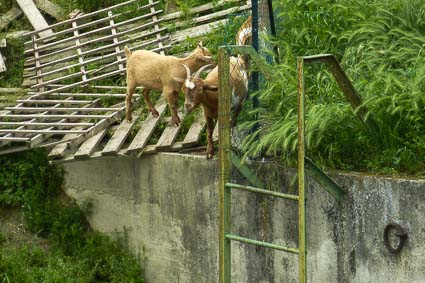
[33,0,65,21]
[169,19,228,44]
[0,129,87,134]
[5,107,122,112]
[2,114,111,119]
[182,113,206,146]
[0,52,6,73]
[149,0,165,55]
[213,122,219,141]
[0,7,23,31]
[102,110,141,155]
[16,0,54,38]
[155,112,185,151]
[16,99,91,104]
[126,103,167,154]
[0,122,94,127]
[74,129,107,159]
[163,0,242,21]
[0,88,27,94]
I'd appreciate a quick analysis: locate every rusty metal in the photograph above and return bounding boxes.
[297,57,307,283]
[383,222,408,253]
[302,54,380,143]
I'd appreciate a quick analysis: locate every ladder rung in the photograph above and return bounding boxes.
[225,183,299,201]
[225,234,299,254]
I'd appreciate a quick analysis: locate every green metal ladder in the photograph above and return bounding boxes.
[217,46,377,282]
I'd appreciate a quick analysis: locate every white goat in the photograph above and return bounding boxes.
[124,42,213,125]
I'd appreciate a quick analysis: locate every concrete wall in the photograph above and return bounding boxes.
[63,153,425,283]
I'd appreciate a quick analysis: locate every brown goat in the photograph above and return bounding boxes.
[177,56,248,158]
[124,42,213,125]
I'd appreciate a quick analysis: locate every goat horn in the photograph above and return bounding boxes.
[180,64,191,79]
[194,64,214,79]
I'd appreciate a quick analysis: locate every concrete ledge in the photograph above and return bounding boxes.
[63,153,425,283]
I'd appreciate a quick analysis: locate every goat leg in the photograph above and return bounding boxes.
[165,89,181,126]
[142,89,159,117]
[206,116,215,159]
[126,84,136,122]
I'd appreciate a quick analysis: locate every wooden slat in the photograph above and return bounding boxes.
[149,0,165,56]
[74,129,107,159]
[0,136,30,142]
[0,122,93,127]
[16,0,54,38]
[182,113,206,146]
[2,114,111,119]
[24,0,159,40]
[33,0,65,21]
[0,129,88,134]
[16,99,91,104]
[101,110,141,155]
[0,51,6,73]
[155,111,185,151]
[108,10,125,74]
[213,122,219,142]
[126,103,167,154]
[6,107,123,112]
[26,9,163,54]
[0,7,23,31]
[71,20,88,83]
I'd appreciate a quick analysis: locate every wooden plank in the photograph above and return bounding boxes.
[0,7,23,31]
[0,122,93,127]
[16,99,91,104]
[101,110,141,155]
[155,111,185,151]
[149,0,165,55]
[2,114,111,119]
[0,129,87,134]
[0,88,28,94]
[71,20,88,83]
[108,10,125,74]
[74,129,107,159]
[0,51,6,73]
[16,0,54,38]
[5,107,123,112]
[33,0,65,21]
[213,122,219,142]
[126,103,167,154]
[182,113,206,146]
[24,0,159,39]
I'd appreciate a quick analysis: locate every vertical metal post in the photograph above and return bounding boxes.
[297,57,307,283]
[251,0,259,112]
[218,47,232,283]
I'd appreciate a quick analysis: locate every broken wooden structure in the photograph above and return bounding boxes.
[0,0,250,159]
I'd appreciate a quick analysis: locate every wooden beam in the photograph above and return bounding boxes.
[0,7,23,31]
[126,103,166,154]
[15,0,54,38]
[0,51,6,73]
[74,129,107,159]
[33,0,65,21]
[155,111,185,151]
[101,110,141,155]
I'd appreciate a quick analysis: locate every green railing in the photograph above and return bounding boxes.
[218,46,353,283]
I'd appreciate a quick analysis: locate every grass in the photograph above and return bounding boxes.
[239,0,425,176]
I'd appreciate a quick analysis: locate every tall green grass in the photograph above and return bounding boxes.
[241,0,425,176]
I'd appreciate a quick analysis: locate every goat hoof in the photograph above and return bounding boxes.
[126,115,133,122]
[152,111,159,117]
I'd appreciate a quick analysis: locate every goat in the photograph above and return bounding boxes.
[124,42,213,126]
[177,56,248,158]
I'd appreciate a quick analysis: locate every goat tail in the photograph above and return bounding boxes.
[124,46,132,59]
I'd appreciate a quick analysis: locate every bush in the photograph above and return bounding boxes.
[0,149,144,282]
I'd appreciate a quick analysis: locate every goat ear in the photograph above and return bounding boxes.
[173,77,185,83]
[203,84,218,91]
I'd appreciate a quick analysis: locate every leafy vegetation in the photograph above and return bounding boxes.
[0,150,144,282]
[239,0,425,176]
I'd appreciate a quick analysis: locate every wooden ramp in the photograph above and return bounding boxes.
[0,0,250,158]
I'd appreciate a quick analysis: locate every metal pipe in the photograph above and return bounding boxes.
[225,183,299,201]
[226,234,300,254]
